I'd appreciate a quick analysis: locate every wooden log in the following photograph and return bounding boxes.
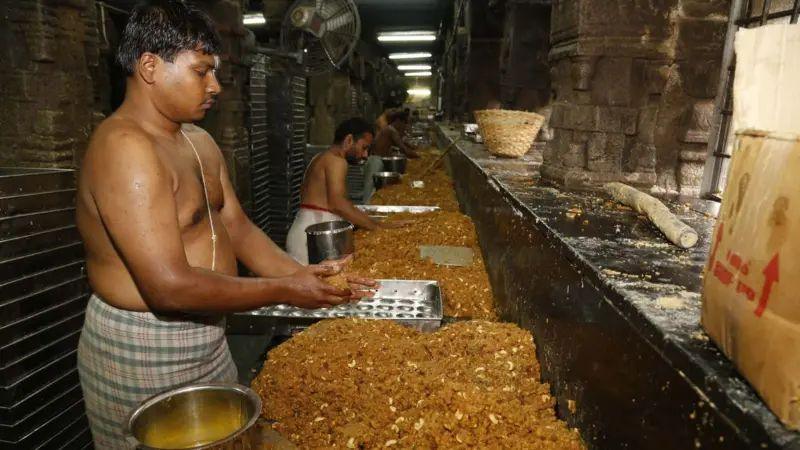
[604,182,699,249]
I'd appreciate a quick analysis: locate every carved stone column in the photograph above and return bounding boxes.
[542,0,726,193]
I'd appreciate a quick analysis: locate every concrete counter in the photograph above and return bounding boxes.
[436,123,800,449]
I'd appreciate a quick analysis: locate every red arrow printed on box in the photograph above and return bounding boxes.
[755,253,780,318]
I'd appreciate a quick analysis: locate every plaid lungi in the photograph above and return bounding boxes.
[78,294,237,449]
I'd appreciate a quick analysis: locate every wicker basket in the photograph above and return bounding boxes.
[474,109,545,158]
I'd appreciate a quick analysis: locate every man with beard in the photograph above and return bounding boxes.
[287,118,405,264]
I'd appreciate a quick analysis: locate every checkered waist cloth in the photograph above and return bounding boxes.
[78,294,237,449]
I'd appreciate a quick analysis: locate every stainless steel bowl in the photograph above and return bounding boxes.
[373,171,401,190]
[125,383,262,450]
[381,156,407,174]
[306,220,355,264]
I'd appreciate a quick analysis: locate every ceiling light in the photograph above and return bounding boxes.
[389,52,433,60]
[407,88,431,97]
[381,31,436,36]
[243,13,266,25]
[405,71,432,77]
[398,64,432,71]
[378,31,437,43]
[378,35,437,42]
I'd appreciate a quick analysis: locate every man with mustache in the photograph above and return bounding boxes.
[75,1,364,447]
[287,117,407,264]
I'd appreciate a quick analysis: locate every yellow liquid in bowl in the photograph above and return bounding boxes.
[142,414,244,449]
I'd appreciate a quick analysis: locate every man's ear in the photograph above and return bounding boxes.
[343,134,354,149]
[137,52,160,84]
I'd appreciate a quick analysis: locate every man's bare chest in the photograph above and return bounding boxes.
[160,146,224,230]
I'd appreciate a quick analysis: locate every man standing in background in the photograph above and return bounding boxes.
[287,118,406,264]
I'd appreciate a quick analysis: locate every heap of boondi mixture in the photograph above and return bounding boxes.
[351,148,495,319]
[370,150,460,211]
[349,210,496,319]
[252,319,584,449]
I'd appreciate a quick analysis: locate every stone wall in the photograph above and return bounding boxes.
[541,0,727,194]
[0,0,102,168]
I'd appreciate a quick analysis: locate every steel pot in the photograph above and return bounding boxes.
[381,156,407,174]
[125,383,262,450]
[306,220,355,264]
[373,171,401,190]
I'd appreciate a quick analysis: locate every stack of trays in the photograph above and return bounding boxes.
[263,70,308,248]
[346,163,366,203]
[247,280,443,335]
[0,168,92,449]
[249,53,270,232]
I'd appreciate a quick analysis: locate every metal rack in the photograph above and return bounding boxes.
[264,64,308,248]
[0,168,92,449]
[250,53,271,233]
[248,55,309,248]
[700,0,800,199]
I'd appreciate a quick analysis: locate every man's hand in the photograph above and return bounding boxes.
[311,254,353,274]
[283,265,351,309]
[346,275,379,299]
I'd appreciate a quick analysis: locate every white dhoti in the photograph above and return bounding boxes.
[286,206,344,265]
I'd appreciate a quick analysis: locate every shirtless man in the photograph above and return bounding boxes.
[75,2,362,447]
[287,118,403,264]
[372,110,419,158]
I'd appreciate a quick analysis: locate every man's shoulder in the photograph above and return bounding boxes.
[84,117,162,176]
[320,151,347,168]
[91,116,153,151]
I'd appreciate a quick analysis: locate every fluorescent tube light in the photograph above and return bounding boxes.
[405,71,432,77]
[397,64,432,71]
[378,35,437,42]
[389,52,433,60]
[243,13,266,25]
[407,88,431,97]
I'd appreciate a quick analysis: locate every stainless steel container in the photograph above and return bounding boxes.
[381,156,407,174]
[305,220,355,264]
[125,383,262,450]
[373,172,401,189]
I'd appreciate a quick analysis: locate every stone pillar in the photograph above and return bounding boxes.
[0,0,102,168]
[542,0,726,193]
[499,0,551,112]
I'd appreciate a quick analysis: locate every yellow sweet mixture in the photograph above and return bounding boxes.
[350,211,496,320]
[249,146,584,450]
[370,150,460,211]
[252,319,584,450]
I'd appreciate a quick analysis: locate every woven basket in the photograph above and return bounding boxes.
[474,109,545,158]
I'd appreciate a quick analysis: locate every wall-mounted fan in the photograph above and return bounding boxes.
[280,0,361,76]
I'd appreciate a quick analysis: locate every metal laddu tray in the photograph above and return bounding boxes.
[356,205,440,214]
[246,280,443,335]
[356,205,440,220]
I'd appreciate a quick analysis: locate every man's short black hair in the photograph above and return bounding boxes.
[334,118,374,144]
[117,0,222,75]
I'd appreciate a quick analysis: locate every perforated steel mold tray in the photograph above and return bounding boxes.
[248,280,442,335]
[356,205,440,215]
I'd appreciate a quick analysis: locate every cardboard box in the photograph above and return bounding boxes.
[702,131,800,430]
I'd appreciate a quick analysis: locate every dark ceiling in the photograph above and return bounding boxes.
[105,0,451,62]
[355,0,450,40]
